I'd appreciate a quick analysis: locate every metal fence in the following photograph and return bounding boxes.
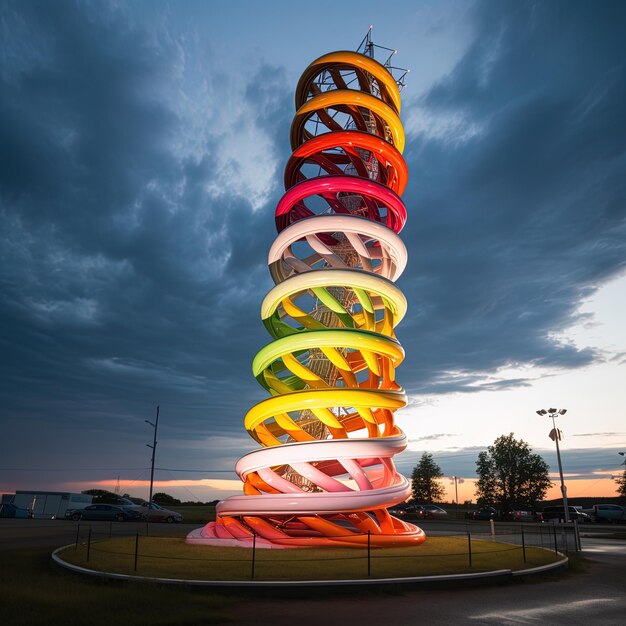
[66,520,576,580]
[480,519,581,553]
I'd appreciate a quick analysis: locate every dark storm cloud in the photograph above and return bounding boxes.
[539,446,625,480]
[1,0,625,490]
[396,445,623,481]
[399,0,626,393]
[409,433,458,442]
[396,447,482,478]
[573,432,624,438]
[0,0,290,478]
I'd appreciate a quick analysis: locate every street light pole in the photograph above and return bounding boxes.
[145,405,159,505]
[449,476,464,518]
[537,408,569,522]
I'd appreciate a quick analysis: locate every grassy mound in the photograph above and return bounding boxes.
[58,536,560,581]
[1,548,232,626]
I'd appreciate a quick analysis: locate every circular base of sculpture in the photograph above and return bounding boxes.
[186,519,426,549]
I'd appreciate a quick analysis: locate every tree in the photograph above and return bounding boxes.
[411,452,445,503]
[475,433,552,513]
[81,489,121,503]
[615,470,626,499]
[153,492,181,505]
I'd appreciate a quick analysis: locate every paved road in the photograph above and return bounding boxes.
[232,536,626,625]
[0,518,585,550]
[0,517,611,551]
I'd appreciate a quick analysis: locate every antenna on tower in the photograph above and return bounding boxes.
[356,26,409,90]
[358,25,375,58]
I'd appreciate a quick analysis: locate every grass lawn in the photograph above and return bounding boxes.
[59,536,560,581]
[168,505,216,524]
[0,539,565,626]
[0,547,233,626]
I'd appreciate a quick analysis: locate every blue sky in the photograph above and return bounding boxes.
[1,0,625,502]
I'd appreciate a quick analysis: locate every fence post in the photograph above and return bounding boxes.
[521,525,527,562]
[75,523,80,550]
[367,530,371,577]
[251,532,256,579]
[552,523,558,555]
[86,527,92,562]
[489,519,495,538]
[467,532,472,567]
[574,519,581,551]
[134,533,139,572]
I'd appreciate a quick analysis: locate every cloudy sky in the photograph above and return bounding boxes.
[1,0,625,504]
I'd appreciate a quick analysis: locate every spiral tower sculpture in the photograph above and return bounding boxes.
[188,43,425,548]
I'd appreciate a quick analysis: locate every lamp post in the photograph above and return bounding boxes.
[145,405,159,505]
[537,408,569,522]
[449,476,465,519]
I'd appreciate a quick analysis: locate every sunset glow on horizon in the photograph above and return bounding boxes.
[58,475,621,505]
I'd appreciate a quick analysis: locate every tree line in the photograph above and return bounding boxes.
[411,433,555,512]
[80,489,218,506]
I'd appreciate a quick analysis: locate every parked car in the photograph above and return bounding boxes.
[542,505,592,523]
[402,504,424,517]
[421,504,448,518]
[92,495,136,506]
[0,502,32,519]
[589,504,626,523]
[570,506,593,523]
[137,502,183,523]
[501,510,544,523]
[467,506,498,521]
[64,504,144,522]
[404,504,448,519]
[387,504,407,516]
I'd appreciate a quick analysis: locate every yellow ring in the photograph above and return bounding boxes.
[252,329,405,377]
[261,269,407,325]
[244,388,407,437]
[290,90,405,153]
[295,50,402,114]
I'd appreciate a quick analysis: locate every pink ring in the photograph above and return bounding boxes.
[275,175,407,234]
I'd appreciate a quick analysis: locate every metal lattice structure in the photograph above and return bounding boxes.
[188,34,424,548]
